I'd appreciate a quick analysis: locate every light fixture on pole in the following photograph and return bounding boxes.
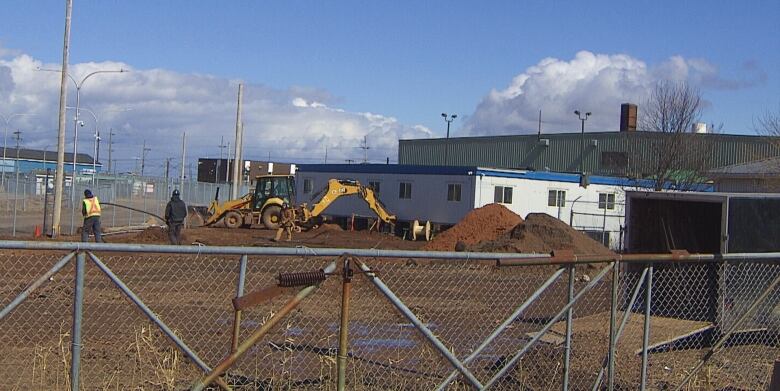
[38,67,128,235]
[441,113,457,165]
[574,110,591,174]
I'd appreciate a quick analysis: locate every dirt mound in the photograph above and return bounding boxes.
[125,227,187,244]
[423,204,523,251]
[470,213,613,255]
[317,223,344,232]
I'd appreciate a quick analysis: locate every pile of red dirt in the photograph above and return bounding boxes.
[469,213,614,255]
[423,204,523,251]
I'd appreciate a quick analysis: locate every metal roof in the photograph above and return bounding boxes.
[710,157,780,177]
[1,147,98,165]
[399,131,780,177]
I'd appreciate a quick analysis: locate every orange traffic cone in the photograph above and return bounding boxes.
[33,225,42,238]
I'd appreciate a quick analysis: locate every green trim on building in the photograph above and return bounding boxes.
[399,132,780,177]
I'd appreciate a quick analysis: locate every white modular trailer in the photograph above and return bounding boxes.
[295,164,657,250]
[295,165,478,226]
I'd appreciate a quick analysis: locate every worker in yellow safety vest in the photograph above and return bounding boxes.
[81,189,104,242]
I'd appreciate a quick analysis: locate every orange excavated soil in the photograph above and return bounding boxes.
[423,204,523,251]
[470,213,614,255]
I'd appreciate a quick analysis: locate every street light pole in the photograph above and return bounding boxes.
[39,67,127,235]
[12,130,22,236]
[574,110,592,174]
[441,113,457,166]
[140,140,151,176]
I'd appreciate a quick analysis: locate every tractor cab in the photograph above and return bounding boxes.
[253,175,295,210]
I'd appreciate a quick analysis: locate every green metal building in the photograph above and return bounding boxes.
[398,131,780,178]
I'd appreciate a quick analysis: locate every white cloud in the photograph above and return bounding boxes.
[465,51,764,136]
[0,49,432,174]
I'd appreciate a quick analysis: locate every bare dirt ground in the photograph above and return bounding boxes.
[1,205,776,390]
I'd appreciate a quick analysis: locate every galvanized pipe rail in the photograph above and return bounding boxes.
[0,240,549,260]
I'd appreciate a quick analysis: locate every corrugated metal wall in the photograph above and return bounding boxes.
[399,132,780,176]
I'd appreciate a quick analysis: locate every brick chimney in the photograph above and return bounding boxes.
[620,103,637,132]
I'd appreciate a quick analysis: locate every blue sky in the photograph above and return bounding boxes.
[0,0,778,172]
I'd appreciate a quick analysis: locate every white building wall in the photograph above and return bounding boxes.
[475,175,627,249]
[296,168,629,250]
[295,171,476,225]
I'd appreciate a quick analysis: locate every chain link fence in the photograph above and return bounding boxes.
[0,172,249,236]
[1,243,778,390]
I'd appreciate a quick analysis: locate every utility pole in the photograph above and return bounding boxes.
[12,130,22,236]
[217,136,227,183]
[324,146,328,163]
[231,84,244,199]
[359,136,370,163]
[225,141,231,185]
[51,0,72,238]
[107,128,115,175]
[180,132,186,192]
[140,140,151,177]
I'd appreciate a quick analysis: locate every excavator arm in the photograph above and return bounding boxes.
[305,179,396,223]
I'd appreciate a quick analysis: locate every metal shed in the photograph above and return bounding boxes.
[625,191,780,254]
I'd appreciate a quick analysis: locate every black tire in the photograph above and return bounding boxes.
[224,211,243,229]
[262,205,282,230]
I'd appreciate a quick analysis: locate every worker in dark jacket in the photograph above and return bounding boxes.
[81,189,104,242]
[165,189,187,245]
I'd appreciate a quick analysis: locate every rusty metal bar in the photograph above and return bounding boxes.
[483,262,615,389]
[0,251,75,322]
[358,261,484,389]
[674,270,780,391]
[436,266,566,391]
[192,261,337,391]
[230,254,248,353]
[337,257,353,391]
[69,251,86,391]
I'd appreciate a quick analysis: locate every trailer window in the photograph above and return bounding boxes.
[303,179,313,194]
[399,182,412,199]
[598,193,616,210]
[494,186,512,204]
[447,183,461,202]
[548,190,566,207]
[369,181,381,193]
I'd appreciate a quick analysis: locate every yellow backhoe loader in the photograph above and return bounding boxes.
[201,175,395,230]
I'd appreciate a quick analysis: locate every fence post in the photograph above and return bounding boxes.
[640,263,653,391]
[70,251,86,391]
[337,257,353,391]
[230,254,248,353]
[607,261,620,390]
[563,264,575,390]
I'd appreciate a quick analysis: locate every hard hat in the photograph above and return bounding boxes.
[172,189,180,197]
[84,189,93,197]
